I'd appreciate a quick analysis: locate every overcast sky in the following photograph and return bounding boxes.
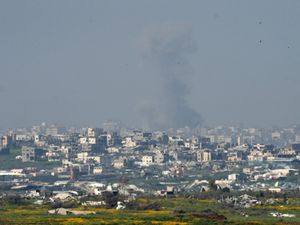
[0,0,300,129]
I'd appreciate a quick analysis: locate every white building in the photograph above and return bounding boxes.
[154,150,164,164]
[197,150,211,162]
[113,158,125,169]
[93,167,103,175]
[142,155,154,166]
[122,137,136,148]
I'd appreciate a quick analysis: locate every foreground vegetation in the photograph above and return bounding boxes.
[0,197,299,225]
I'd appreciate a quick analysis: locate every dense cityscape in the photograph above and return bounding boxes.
[1,0,300,224]
[1,123,300,206]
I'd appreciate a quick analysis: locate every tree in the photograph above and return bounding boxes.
[101,191,119,208]
[222,187,230,193]
[283,193,288,205]
[209,180,218,191]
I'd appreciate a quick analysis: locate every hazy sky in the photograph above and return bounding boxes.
[1,0,300,129]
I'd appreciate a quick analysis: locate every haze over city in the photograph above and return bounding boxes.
[1,2,300,224]
[1,0,300,129]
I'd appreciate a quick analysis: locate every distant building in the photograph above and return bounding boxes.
[228,174,237,182]
[46,126,58,136]
[76,152,101,163]
[87,128,96,137]
[88,137,97,144]
[122,137,136,148]
[272,132,281,140]
[247,150,263,161]
[295,135,300,143]
[103,121,119,132]
[227,153,239,162]
[1,135,9,148]
[15,134,31,142]
[93,166,103,175]
[113,158,126,169]
[22,146,44,162]
[142,155,154,166]
[77,152,89,162]
[197,150,211,162]
[154,150,164,164]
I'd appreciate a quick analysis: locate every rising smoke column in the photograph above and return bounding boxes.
[139,23,202,129]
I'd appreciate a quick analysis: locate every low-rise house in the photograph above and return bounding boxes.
[93,166,103,175]
[113,158,126,169]
[142,155,154,167]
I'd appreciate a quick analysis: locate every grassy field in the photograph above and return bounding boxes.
[0,198,299,225]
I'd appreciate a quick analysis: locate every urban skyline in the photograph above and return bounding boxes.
[0,1,300,224]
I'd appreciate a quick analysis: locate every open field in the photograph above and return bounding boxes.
[0,198,299,225]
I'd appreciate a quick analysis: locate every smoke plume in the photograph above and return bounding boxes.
[138,23,202,130]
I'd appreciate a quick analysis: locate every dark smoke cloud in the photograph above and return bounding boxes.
[138,23,202,130]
